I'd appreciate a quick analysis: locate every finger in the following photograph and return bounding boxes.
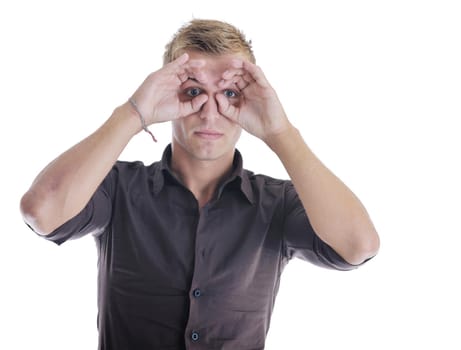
[169,52,189,67]
[242,60,269,88]
[220,65,258,91]
[222,60,268,88]
[177,70,207,85]
[186,66,207,84]
[165,54,191,83]
[186,59,206,69]
[177,60,207,84]
[217,75,244,92]
[222,68,245,80]
[216,94,238,122]
[177,71,189,84]
[233,76,249,92]
[221,68,254,83]
[179,94,208,117]
[218,74,249,93]
[165,54,206,83]
[177,67,205,84]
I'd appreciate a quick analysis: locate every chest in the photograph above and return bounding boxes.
[103,188,284,294]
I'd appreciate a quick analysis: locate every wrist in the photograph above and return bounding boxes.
[127,98,157,142]
[265,126,316,174]
[112,102,144,137]
[264,123,299,151]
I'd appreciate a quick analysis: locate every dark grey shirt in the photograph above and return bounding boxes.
[39,145,359,350]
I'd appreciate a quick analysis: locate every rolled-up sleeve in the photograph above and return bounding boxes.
[37,171,114,246]
[282,182,358,271]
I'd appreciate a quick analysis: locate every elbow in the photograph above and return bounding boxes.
[347,227,380,266]
[20,190,55,236]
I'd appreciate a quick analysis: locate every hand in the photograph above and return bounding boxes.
[216,59,291,142]
[130,53,209,125]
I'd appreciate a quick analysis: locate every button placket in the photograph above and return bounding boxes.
[185,204,217,346]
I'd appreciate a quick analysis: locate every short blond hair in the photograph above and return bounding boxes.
[163,19,255,65]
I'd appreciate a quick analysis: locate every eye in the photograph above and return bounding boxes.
[223,89,239,98]
[185,87,202,97]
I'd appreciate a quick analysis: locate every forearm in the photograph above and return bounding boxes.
[266,125,379,265]
[20,102,141,235]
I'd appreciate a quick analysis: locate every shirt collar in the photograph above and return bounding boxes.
[152,144,255,205]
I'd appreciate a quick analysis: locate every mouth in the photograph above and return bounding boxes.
[194,130,224,140]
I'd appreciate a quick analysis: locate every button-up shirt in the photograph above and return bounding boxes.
[39,145,359,349]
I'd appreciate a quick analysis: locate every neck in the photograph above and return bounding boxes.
[170,143,235,208]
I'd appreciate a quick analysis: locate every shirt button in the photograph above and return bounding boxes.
[191,331,200,341]
[193,288,202,298]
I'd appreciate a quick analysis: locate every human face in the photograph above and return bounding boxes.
[171,51,244,162]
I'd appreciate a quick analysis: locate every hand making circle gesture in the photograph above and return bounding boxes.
[216,59,291,142]
[130,53,209,125]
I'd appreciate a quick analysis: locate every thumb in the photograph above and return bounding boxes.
[216,94,238,122]
[180,94,208,117]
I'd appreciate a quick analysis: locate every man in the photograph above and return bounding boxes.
[20,19,379,350]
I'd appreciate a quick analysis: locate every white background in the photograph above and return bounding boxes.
[1,0,460,349]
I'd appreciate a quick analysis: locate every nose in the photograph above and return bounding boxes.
[199,94,220,121]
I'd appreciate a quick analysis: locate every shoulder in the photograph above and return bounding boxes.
[113,160,149,170]
[243,169,294,203]
[244,169,290,187]
[107,160,161,190]
[112,160,160,176]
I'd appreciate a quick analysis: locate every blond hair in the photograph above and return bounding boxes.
[163,19,255,65]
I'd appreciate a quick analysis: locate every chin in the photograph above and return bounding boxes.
[172,130,239,162]
[190,144,232,161]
